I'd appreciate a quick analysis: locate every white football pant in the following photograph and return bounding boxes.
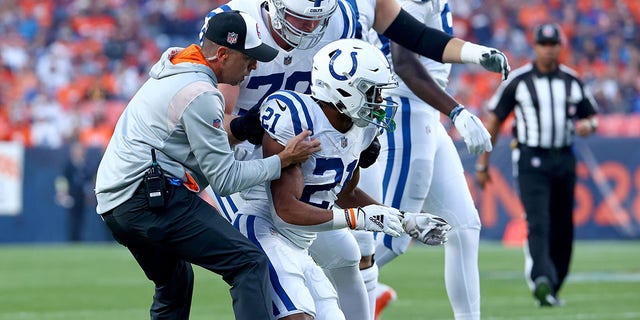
[359,95,482,320]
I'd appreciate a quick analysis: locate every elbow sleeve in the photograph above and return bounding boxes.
[382,9,452,63]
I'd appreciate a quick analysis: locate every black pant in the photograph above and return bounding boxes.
[516,147,576,296]
[102,183,272,320]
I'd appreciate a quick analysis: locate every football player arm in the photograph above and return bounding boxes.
[374,0,510,79]
[263,135,401,236]
[263,134,337,228]
[390,42,458,114]
[391,42,492,154]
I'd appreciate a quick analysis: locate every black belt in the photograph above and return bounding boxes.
[518,145,572,154]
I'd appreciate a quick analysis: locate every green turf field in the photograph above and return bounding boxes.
[1,241,638,319]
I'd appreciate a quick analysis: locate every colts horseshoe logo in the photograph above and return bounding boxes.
[329,49,358,81]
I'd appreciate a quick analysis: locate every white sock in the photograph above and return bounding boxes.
[445,227,481,320]
[360,263,379,320]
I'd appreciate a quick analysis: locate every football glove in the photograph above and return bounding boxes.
[334,205,403,237]
[359,137,381,168]
[460,42,511,80]
[229,105,265,145]
[401,212,451,246]
[450,106,493,154]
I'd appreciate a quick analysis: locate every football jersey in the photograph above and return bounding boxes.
[199,0,358,115]
[241,90,378,249]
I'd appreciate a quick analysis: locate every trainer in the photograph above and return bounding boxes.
[95,11,319,320]
[475,23,598,307]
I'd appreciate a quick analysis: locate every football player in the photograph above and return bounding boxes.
[232,38,450,320]
[357,1,489,319]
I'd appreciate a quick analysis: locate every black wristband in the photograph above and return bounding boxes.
[383,9,453,63]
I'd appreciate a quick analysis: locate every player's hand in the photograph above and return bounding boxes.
[358,137,381,168]
[278,130,321,167]
[344,205,403,237]
[400,212,451,245]
[229,105,265,145]
[479,48,510,80]
[451,106,492,155]
[460,42,511,80]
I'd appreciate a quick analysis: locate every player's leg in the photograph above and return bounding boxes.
[374,97,437,268]
[373,97,436,319]
[356,162,384,319]
[304,261,346,320]
[422,122,481,320]
[310,229,368,320]
[352,230,378,320]
[235,213,340,319]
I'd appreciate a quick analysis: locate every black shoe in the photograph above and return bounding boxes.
[533,276,554,307]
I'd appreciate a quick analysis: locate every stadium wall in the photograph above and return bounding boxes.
[0,137,638,244]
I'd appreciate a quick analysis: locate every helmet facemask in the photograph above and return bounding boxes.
[336,77,398,130]
[268,0,337,50]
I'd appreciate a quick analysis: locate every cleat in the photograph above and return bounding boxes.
[375,283,397,320]
[533,276,555,307]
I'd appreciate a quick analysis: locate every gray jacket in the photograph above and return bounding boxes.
[95,46,280,214]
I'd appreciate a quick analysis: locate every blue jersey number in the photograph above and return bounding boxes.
[301,158,358,209]
[246,71,311,109]
[261,106,281,134]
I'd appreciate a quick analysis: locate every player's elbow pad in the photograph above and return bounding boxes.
[359,137,381,168]
[229,106,265,145]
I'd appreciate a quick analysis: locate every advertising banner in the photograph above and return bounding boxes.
[0,142,24,215]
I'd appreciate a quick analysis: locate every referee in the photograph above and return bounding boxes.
[475,23,598,307]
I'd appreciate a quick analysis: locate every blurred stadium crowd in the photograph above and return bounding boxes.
[1,0,639,149]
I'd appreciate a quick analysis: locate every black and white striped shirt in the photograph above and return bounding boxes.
[487,63,598,149]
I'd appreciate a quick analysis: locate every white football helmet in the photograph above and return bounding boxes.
[311,39,398,129]
[267,0,337,50]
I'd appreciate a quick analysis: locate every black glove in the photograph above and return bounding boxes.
[359,137,381,168]
[229,105,265,145]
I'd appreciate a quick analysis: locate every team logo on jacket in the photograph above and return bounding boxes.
[284,56,292,65]
[341,137,348,148]
[227,32,238,45]
[213,118,222,128]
